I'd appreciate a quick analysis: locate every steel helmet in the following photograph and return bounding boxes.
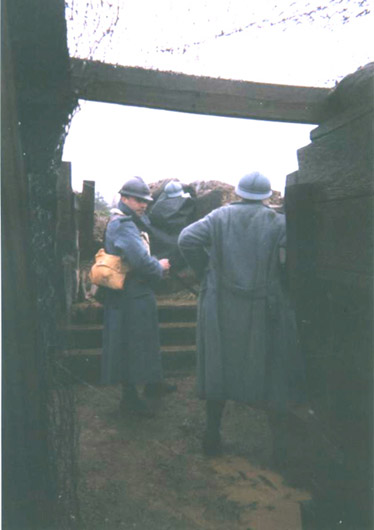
[235,172,272,200]
[164,181,184,198]
[119,177,153,202]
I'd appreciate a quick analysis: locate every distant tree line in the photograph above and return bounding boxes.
[95,191,110,215]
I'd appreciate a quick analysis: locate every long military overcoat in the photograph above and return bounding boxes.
[178,201,305,410]
[149,193,195,234]
[101,201,164,386]
[148,192,196,271]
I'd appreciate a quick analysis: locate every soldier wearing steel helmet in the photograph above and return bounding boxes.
[149,180,195,235]
[178,172,305,456]
[148,180,196,272]
[101,177,176,418]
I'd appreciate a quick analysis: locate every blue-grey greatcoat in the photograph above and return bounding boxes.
[178,201,305,410]
[101,201,164,385]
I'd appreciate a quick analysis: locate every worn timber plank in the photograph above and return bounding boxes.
[296,110,374,201]
[70,58,331,124]
[313,196,374,276]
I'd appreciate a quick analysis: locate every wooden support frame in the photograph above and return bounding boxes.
[71,58,331,124]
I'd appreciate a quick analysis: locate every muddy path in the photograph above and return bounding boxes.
[77,374,311,529]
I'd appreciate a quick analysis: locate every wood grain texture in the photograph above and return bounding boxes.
[296,111,374,201]
[71,58,330,124]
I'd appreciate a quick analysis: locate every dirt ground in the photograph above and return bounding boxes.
[76,373,311,530]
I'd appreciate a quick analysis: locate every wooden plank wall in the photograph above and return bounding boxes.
[285,63,374,528]
[2,5,58,528]
[2,0,78,528]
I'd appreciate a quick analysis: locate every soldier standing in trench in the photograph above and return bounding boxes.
[178,172,306,456]
[148,180,196,273]
[101,177,176,418]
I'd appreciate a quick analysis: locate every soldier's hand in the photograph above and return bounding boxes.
[159,258,171,271]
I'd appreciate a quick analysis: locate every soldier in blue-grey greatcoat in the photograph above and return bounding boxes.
[178,172,306,455]
[102,177,176,417]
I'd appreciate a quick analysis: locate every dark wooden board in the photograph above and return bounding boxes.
[71,58,330,124]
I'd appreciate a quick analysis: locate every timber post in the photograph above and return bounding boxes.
[79,179,95,260]
[56,161,80,320]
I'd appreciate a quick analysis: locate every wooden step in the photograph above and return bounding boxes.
[158,301,197,323]
[71,300,197,324]
[161,345,196,369]
[63,321,196,349]
[160,322,196,346]
[62,324,102,350]
[62,345,196,384]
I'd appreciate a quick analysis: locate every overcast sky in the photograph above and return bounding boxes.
[62,0,372,204]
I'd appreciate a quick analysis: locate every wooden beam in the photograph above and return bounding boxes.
[70,58,331,124]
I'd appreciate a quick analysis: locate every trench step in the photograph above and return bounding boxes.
[160,322,196,346]
[71,300,197,325]
[61,325,102,350]
[158,301,197,324]
[62,321,196,349]
[62,345,196,384]
[161,345,196,369]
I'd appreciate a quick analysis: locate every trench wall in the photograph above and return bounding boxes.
[2,1,78,528]
[285,63,374,527]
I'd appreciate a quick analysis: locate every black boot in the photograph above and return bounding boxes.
[268,410,294,469]
[143,381,177,398]
[202,400,225,456]
[120,383,155,418]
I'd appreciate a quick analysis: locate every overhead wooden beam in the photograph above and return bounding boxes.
[70,58,331,124]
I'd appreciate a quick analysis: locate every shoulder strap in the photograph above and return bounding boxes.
[109,208,125,216]
[103,210,127,250]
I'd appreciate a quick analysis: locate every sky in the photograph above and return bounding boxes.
[63,103,314,204]
[62,0,372,204]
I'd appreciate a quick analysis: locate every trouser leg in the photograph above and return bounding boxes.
[143,380,177,397]
[121,382,138,403]
[268,409,311,469]
[202,400,226,456]
[206,400,226,435]
[120,382,154,418]
[267,410,290,467]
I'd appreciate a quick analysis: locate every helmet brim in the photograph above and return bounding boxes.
[235,187,272,200]
[166,191,184,198]
[120,191,153,202]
